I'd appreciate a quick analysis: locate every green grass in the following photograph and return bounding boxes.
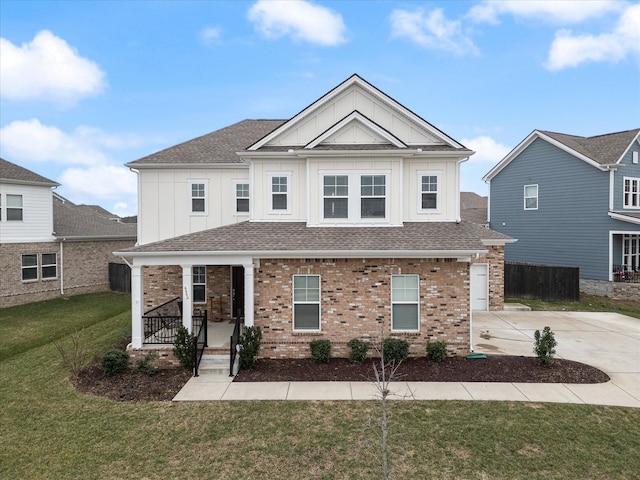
[508,294,640,319]
[1,292,639,479]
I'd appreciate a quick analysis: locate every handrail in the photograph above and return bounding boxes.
[193,311,208,377]
[229,315,241,377]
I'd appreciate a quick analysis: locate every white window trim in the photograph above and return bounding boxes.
[188,179,208,216]
[623,177,640,209]
[268,172,291,214]
[192,266,207,304]
[292,274,321,332]
[391,274,420,332]
[233,180,250,216]
[319,170,390,224]
[417,170,441,213]
[41,253,58,280]
[623,235,640,270]
[524,184,538,211]
[21,253,38,282]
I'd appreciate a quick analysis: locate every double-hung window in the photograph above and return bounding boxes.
[360,175,386,218]
[524,184,538,210]
[323,175,348,219]
[271,175,289,212]
[41,253,57,279]
[189,181,207,214]
[624,178,639,208]
[293,275,320,330]
[623,235,640,270]
[7,194,23,221]
[391,275,419,331]
[420,174,439,210]
[235,182,249,213]
[192,266,206,304]
[21,254,38,281]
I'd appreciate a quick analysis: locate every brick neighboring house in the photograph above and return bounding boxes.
[0,158,137,307]
[116,74,512,360]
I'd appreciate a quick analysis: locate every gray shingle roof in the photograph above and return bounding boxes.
[127,120,286,166]
[53,202,137,239]
[541,129,640,165]
[120,221,510,256]
[0,157,59,186]
[460,192,488,225]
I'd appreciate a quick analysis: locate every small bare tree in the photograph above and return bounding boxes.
[53,330,89,377]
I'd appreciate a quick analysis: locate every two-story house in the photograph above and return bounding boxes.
[117,75,511,359]
[0,158,137,307]
[483,128,640,300]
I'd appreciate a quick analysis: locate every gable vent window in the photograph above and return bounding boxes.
[624,178,639,208]
[524,184,538,210]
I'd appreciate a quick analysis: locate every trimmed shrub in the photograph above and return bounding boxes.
[136,350,158,376]
[239,326,262,370]
[173,326,196,370]
[534,326,557,367]
[310,339,331,363]
[382,338,409,364]
[347,338,369,364]
[101,349,129,377]
[426,341,448,363]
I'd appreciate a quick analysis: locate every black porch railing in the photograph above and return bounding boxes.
[613,265,640,283]
[229,315,242,377]
[142,297,182,344]
[193,311,208,377]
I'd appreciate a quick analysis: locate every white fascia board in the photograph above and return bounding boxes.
[125,162,247,170]
[305,111,406,149]
[60,235,137,242]
[481,238,518,246]
[608,212,640,225]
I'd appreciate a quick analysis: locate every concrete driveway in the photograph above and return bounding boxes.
[472,310,640,407]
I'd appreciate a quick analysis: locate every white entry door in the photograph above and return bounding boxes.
[470,264,489,311]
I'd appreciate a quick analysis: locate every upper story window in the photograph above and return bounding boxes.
[524,184,538,210]
[21,254,38,281]
[624,177,639,208]
[321,172,389,223]
[419,173,439,211]
[270,174,289,212]
[189,181,207,214]
[7,194,23,221]
[235,182,249,213]
[41,253,57,279]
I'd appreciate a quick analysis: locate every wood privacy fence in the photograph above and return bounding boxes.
[504,262,579,302]
[109,262,131,293]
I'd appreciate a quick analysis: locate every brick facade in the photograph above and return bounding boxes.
[0,239,134,307]
[254,258,471,359]
[473,245,505,311]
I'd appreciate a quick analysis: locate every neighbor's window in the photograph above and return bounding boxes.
[41,253,57,279]
[193,266,206,304]
[293,275,320,330]
[391,275,419,331]
[190,182,206,214]
[624,178,639,208]
[323,175,348,219]
[271,176,288,211]
[236,183,249,213]
[623,235,640,271]
[420,174,439,210]
[7,194,23,221]
[360,175,386,218]
[524,184,538,210]
[21,254,38,281]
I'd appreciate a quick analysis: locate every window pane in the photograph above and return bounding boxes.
[7,195,22,207]
[392,275,419,301]
[324,198,348,218]
[393,304,418,330]
[361,198,385,218]
[525,197,537,209]
[42,266,57,279]
[272,193,287,210]
[236,184,249,197]
[193,285,206,303]
[237,198,249,212]
[7,208,23,221]
[22,267,38,281]
[42,253,56,265]
[192,198,205,212]
[422,193,437,209]
[192,184,205,197]
[422,176,437,192]
[272,177,287,193]
[294,304,319,329]
[193,266,206,283]
[22,254,37,267]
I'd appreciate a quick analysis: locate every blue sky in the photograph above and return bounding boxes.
[1,0,639,217]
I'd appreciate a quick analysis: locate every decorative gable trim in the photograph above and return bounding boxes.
[248,74,465,151]
[305,111,406,149]
[615,136,640,165]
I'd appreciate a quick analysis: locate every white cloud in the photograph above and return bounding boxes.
[60,165,137,200]
[467,0,621,25]
[462,136,512,163]
[248,0,347,46]
[546,3,640,70]
[0,30,106,103]
[201,27,221,44]
[390,8,479,56]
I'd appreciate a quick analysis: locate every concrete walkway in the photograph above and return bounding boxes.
[173,310,640,407]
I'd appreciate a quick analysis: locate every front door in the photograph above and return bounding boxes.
[231,266,245,319]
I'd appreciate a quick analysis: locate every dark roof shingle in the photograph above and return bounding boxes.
[541,129,640,165]
[0,157,59,186]
[54,202,137,239]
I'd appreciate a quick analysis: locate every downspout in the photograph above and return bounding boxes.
[59,240,64,295]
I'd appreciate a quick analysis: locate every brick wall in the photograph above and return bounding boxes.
[0,239,134,307]
[473,245,505,311]
[254,258,471,359]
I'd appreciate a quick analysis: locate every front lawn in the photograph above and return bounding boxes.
[509,293,640,319]
[1,292,639,479]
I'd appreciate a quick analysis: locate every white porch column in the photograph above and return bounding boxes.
[243,262,255,327]
[131,265,144,349]
[181,265,193,333]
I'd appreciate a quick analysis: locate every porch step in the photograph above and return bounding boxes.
[198,354,239,376]
[503,303,532,311]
